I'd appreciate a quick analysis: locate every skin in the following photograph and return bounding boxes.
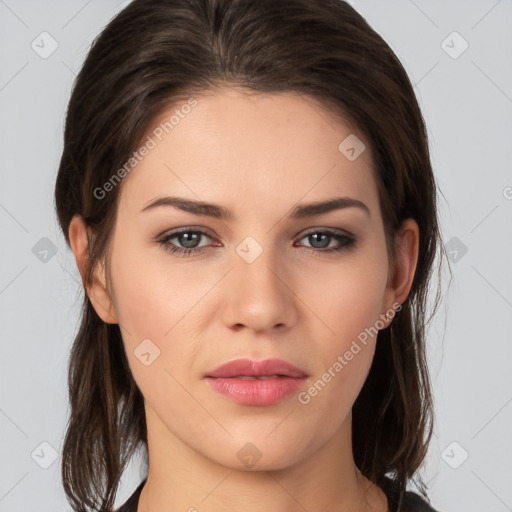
[69,87,419,512]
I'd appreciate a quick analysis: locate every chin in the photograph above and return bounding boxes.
[199,433,312,472]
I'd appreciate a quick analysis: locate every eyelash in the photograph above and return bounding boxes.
[156,228,357,257]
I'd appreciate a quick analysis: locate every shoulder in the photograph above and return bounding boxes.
[114,479,146,512]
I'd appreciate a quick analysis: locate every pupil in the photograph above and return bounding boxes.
[311,233,330,248]
[180,232,199,248]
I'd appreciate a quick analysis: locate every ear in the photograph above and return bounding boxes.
[382,218,419,322]
[68,215,118,324]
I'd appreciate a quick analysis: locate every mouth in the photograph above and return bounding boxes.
[204,358,308,406]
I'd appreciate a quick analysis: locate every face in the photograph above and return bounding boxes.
[85,88,412,471]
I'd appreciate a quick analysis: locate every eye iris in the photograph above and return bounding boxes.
[309,233,330,249]
[179,232,201,248]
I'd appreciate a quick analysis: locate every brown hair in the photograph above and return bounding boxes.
[54,0,448,510]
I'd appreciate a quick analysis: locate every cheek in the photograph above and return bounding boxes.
[294,246,388,421]
[107,235,214,388]
[109,231,212,341]
[302,248,389,346]
[110,260,206,415]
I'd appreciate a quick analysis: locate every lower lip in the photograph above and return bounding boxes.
[204,376,307,406]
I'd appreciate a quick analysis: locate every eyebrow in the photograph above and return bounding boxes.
[140,195,371,220]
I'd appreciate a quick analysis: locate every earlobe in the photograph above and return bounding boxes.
[68,215,118,324]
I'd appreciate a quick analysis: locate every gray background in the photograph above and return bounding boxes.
[1,0,511,510]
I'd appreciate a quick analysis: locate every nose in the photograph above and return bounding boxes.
[220,244,299,334]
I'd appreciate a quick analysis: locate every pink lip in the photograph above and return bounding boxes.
[204,358,308,406]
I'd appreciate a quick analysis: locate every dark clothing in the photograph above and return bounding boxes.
[116,476,440,512]
[381,476,440,511]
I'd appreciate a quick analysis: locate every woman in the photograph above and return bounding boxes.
[54,0,447,510]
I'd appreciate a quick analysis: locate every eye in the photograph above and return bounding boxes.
[296,229,357,253]
[157,229,215,256]
[157,228,357,257]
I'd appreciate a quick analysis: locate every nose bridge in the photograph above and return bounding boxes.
[221,234,297,332]
[236,236,281,291]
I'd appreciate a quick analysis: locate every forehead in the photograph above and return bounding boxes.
[118,88,379,217]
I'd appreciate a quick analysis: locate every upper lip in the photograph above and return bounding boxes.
[205,358,308,378]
